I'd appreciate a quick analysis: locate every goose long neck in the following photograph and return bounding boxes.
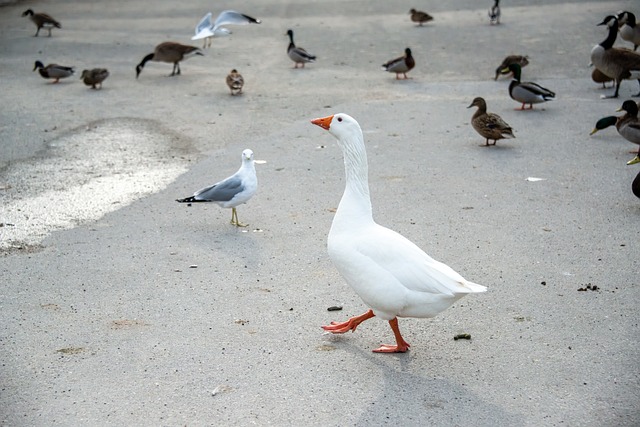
[600,22,618,49]
[336,132,373,222]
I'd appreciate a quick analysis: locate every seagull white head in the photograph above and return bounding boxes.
[310,113,362,140]
[242,149,254,161]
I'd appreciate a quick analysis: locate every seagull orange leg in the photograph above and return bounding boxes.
[322,309,375,334]
[373,317,411,353]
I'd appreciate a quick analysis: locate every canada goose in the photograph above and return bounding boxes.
[135,42,203,78]
[192,10,261,49]
[226,69,244,95]
[409,9,433,26]
[615,100,640,153]
[286,29,316,68]
[494,55,529,80]
[467,97,515,146]
[503,63,555,110]
[21,9,60,37]
[489,0,500,25]
[592,67,614,88]
[33,61,75,83]
[617,11,640,51]
[382,48,415,80]
[591,15,640,98]
[81,68,109,89]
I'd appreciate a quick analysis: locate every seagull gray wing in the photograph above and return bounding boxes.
[194,175,244,202]
[212,10,261,33]
[193,12,214,40]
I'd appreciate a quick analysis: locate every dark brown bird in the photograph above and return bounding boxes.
[381,48,415,80]
[494,55,529,80]
[591,67,614,88]
[409,9,433,26]
[226,69,244,95]
[22,9,61,37]
[468,97,515,146]
[81,68,110,89]
[135,42,203,78]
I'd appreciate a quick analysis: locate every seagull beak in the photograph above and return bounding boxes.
[311,115,334,130]
[628,155,640,165]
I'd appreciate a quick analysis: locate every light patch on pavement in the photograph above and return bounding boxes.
[0,118,196,252]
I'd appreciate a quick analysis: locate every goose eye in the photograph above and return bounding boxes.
[337,117,343,122]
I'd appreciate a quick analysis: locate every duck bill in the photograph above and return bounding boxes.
[589,128,599,135]
[627,155,640,165]
[311,115,334,130]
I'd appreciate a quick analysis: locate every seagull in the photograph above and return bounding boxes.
[311,113,486,353]
[176,149,257,227]
[192,10,261,49]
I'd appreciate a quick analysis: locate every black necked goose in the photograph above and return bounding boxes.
[136,42,203,78]
[22,9,60,37]
[591,15,640,98]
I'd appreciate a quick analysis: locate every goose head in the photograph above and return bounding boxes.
[311,113,362,142]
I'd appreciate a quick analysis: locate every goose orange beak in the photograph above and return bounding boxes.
[311,115,334,130]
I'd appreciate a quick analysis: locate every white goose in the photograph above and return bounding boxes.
[311,114,486,353]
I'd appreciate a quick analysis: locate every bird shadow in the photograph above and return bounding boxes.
[328,341,522,425]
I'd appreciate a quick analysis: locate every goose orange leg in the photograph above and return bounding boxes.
[322,309,375,333]
[373,317,411,353]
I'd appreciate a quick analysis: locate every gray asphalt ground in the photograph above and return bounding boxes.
[1,0,639,425]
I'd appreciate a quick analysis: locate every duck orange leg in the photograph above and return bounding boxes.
[373,317,411,353]
[322,309,375,333]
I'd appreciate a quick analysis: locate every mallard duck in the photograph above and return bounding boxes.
[617,11,640,51]
[382,48,415,80]
[503,63,555,110]
[176,149,257,227]
[80,68,109,89]
[626,154,640,199]
[226,69,244,95]
[589,116,618,135]
[311,113,486,353]
[592,67,614,88]
[467,97,515,146]
[21,9,60,37]
[135,42,203,78]
[192,10,261,49]
[494,55,529,80]
[615,100,640,153]
[409,9,433,26]
[591,15,640,98]
[286,29,316,68]
[33,61,75,83]
[489,0,500,25]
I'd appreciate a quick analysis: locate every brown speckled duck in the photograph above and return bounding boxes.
[409,9,433,26]
[22,9,60,37]
[81,68,110,89]
[33,61,75,83]
[494,55,529,80]
[468,97,515,146]
[382,48,415,80]
[226,69,244,95]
